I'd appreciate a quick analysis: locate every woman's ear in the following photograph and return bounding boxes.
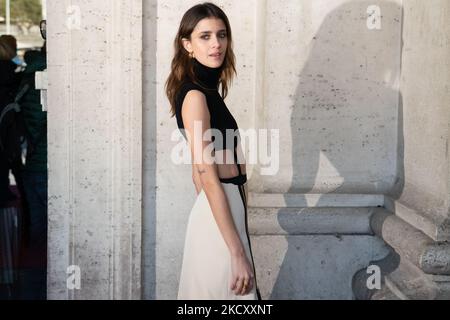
[181,38,192,54]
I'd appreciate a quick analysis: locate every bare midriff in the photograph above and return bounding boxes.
[214,148,246,179]
[217,163,246,179]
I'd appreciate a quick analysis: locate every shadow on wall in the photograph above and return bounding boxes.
[271,0,405,299]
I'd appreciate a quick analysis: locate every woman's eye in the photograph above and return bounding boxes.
[201,34,226,40]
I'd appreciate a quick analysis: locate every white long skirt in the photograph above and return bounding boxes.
[177,181,259,300]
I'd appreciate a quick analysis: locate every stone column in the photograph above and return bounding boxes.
[380,0,450,299]
[385,0,450,242]
[354,0,450,300]
[47,0,142,299]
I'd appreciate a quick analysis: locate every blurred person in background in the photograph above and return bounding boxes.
[0,35,25,69]
[0,34,24,212]
[0,34,25,300]
[15,37,47,300]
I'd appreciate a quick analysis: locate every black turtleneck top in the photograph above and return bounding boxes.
[175,58,239,152]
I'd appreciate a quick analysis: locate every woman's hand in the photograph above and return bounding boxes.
[230,251,254,296]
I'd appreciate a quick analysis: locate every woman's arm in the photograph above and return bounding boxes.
[182,90,243,254]
[192,163,203,194]
[182,90,254,295]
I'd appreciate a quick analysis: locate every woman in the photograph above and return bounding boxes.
[0,35,23,208]
[166,3,260,300]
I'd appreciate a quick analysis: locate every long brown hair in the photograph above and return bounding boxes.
[165,2,236,117]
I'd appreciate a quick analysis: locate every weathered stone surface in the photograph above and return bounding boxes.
[253,235,388,300]
[47,0,143,299]
[249,206,374,235]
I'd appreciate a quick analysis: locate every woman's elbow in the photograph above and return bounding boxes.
[194,164,219,190]
[199,175,220,192]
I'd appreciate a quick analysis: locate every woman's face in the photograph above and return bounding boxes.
[183,17,228,68]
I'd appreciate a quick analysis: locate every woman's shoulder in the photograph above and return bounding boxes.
[176,80,206,108]
[174,80,208,131]
[179,79,204,95]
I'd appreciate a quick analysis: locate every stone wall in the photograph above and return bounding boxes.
[46,0,449,299]
[47,0,143,299]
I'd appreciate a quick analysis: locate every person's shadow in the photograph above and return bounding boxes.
[270,1,405,299]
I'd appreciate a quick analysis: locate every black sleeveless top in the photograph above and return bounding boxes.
[175,58,246,185]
